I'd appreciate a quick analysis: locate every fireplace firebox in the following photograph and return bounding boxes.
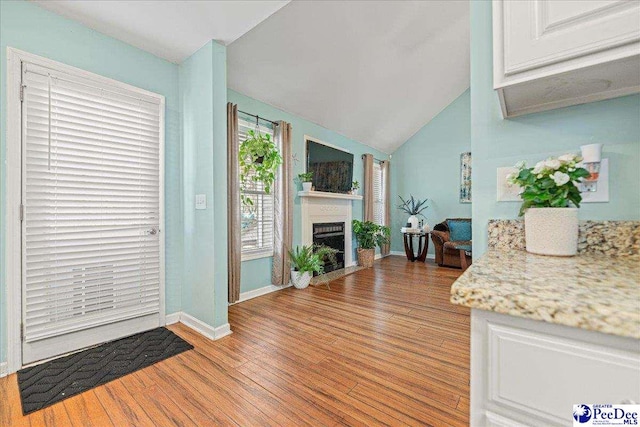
[312,222,345,276]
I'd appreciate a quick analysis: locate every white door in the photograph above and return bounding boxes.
[20,59,164,365]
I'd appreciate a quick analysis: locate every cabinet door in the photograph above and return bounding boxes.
[501,0,640,75]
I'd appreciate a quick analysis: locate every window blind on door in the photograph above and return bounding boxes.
[22,62,162,343]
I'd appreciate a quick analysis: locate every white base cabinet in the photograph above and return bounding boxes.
[471,309,640,426]
[493,0,640,117]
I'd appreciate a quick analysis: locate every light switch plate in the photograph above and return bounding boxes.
[195,194,206,210]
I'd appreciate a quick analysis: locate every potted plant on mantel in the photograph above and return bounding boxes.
[288,245,338,289]
[352,220,391,268]
[398,195,429,230]
[298,172,313,192]
[507,153,590,256]
[350,180,360,195]
[239,129,283,206]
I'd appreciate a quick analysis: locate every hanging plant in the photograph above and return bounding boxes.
[239,129,283,206]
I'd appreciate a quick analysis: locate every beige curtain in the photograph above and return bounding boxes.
[380,160,391,256]
[363,154,375,222]
[227,103,241,303]
[272,121,293,286]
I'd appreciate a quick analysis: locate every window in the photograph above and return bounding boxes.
[239,117,275,260]
[373,162,386,226]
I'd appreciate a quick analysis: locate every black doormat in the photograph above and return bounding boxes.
[17,326,193,414]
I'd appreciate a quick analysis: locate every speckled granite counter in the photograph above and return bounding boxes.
[451,250,640,339]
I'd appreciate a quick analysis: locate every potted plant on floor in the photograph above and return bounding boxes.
[239,129,283,206]
[398,195,429,229]
[288,244,338,289]
[352,220,391,268]
[298,172,314,192]
[507,153,590,256]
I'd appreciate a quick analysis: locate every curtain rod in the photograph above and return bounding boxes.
[361,154,385,163]
[238,110,279,126]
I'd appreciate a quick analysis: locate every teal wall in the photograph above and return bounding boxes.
[390,89,471,256]
[471,1,640,256]
[228,90,389,294]
[0,0,183,364]
[180,42,228,327]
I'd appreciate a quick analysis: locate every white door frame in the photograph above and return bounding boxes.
[5,47,166,374]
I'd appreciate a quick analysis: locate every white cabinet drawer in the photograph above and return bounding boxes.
[500,0,640,76]
[487,323,640,426]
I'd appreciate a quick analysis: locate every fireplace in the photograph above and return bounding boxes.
[312,222,345,275]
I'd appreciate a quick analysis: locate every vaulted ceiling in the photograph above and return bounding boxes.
[31,0,291,63]
[228,0,470,153]
[32,0,470,153]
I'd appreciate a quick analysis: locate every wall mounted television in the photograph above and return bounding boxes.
[306,138,354,193]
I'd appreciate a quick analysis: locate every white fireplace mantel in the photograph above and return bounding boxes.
[298,190,362,200]
[299,191,361,267]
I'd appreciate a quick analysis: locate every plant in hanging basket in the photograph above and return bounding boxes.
[239,129,283,206]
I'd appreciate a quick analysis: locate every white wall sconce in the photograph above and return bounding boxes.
[580,143,603,192]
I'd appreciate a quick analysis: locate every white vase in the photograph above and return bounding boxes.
[408,215,419,229]
[291,270,312,289]
[524,207,578,256]
[302,182,312,192]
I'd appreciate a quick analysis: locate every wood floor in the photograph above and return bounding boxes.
[1,256,470,426]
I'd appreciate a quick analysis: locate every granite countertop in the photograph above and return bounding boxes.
[451,250,640,339]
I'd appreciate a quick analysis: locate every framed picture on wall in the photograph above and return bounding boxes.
[460,152,471,203]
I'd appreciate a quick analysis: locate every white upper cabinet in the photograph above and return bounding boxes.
[493,0,640,117]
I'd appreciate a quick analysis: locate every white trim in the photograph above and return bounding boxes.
[5,47,166,374]
[389,250,435,260]
[298,190,363,201]
[179,313,232,341]
[165,312,181,325]
[241,250,274,262]
[0,362,7,378]
[235,283,291,303]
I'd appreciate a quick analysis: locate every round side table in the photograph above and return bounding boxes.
[402,231,429,262]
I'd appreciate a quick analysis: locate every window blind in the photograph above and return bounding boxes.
[238,118,275,259]
[22,62,162,342]
[373,163,385,226]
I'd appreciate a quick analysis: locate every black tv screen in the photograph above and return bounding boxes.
[306,140,354,193]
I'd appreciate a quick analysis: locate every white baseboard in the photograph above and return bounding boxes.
[165,312,181,325]
[235,283,291,304]
[164,312,232,341]
[389,250,435,260]
[0,362,7,378]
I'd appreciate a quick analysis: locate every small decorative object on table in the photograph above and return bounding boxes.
[350,180,360,195]
[398,195,429,230]
[298,172,313,192]
[288,244,338,289]
[507,153,590,256]
[352,220,391,268]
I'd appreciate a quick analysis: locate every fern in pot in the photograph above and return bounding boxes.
[352,220,391,268]
[288,245,338,289]
[507,153,590,256]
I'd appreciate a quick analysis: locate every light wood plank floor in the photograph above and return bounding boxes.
[1,256,469,426]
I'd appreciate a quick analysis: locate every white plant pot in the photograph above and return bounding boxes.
[302,182,313,192]
[408,215,420,229]
[524,207,578,256]
[291,270,312,289]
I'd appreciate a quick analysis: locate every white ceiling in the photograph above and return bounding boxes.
[31,0,291,63]
[228,0,470,153]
